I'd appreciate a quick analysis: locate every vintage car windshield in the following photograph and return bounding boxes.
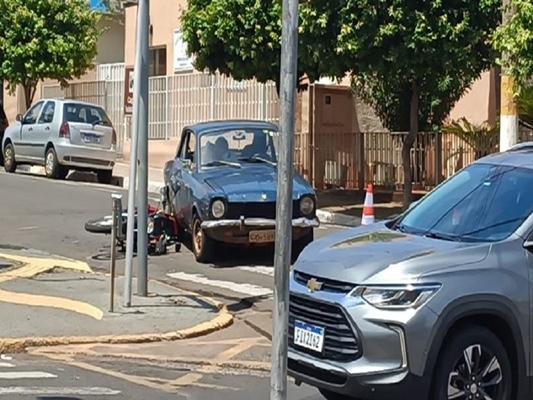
[199,128,278,168]
[393,163,533,242]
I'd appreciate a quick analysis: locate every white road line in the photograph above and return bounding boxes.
[0,363,14,368]
[0,386,121,395]
[167,272,273,297]
[0,371,57,379]
[237,266,274,277]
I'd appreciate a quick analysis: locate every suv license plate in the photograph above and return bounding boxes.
[294,320,325,352]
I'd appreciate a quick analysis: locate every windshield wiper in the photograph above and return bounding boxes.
[238,155,275,166]
[460,217,525,237]
[202,160,241,168]
[423,231,461,242]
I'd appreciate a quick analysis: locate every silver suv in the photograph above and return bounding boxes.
[288,143,533,400]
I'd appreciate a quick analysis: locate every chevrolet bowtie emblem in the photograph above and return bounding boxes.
[261,193,267,201]
[307,278,323,293]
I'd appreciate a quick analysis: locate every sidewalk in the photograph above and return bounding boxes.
[0,250,232,354]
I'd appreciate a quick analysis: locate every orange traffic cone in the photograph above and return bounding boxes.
[361,183,375,226]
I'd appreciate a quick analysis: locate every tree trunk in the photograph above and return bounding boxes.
[22,84,37,111]
[402,81,420,210]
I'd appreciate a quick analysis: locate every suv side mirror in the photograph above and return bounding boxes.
[15,114,23,123]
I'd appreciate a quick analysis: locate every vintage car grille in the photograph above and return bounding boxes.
[226,201,303,219]
[289,294,361,362]
[293,270,356,294]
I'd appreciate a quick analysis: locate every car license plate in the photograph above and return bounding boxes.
[249,230,275,243]
[83,134,101,144]
[294,320,325,352]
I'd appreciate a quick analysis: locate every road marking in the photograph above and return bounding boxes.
[167,272,273,297]
[237,265,274,277]
[0,371,57,379]
[0,288,104,320]
[0,363,14,368]
[0,386,121,395]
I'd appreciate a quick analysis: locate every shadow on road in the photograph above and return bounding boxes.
[15,169,124,187]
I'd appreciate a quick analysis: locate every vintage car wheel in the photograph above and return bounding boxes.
[192,215,216,263]
[291,229,314,263]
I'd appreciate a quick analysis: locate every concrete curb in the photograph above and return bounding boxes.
[0,301,233,354]
[16,165,360,227]
[316,209,361,227]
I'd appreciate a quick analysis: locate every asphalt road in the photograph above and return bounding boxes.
[0,353,324,399]
[0,170,346,332]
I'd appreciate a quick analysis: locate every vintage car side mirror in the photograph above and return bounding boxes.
[182,159,192,169]
[15,113,23,123]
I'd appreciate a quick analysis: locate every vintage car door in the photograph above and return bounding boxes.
[172,129,195,226]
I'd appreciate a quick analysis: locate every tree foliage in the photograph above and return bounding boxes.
[0,0,102,109]
[180,0,343,92]
[330,0,500,206]
[493,0,533,94]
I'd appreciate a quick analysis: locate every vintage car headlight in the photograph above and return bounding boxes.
[211,199,226,219]
[147,217,155,234]
[355,284,441,310]
[299,196,315,216]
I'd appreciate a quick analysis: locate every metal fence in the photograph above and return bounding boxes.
[41,65,280,158]
[296,129,533,191]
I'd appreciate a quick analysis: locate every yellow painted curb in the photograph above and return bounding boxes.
[0,302,233,354]
[0,252,233,354]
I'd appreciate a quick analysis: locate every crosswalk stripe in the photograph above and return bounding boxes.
[0,386,121,395]
[237,266,274,277]
[0,363,14,368]
[167,272,273,297]
[0,371,57,379]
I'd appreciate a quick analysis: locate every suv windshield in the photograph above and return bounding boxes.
[394,163,533,242]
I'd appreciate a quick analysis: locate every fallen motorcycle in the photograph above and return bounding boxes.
[84,190,182,256]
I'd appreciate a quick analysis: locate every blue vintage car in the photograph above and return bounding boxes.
[162,119,320,263]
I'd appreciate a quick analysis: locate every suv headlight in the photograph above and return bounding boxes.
[299,196,315,216]
[147,217,155,234]
[211,199,226,219]
[354,284,441,310]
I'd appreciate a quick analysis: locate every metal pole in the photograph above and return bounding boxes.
[123,5,144,307]
[110,193,122,313]
[136,0,150,297]
[270,0,298,396]
[499,0,519,152]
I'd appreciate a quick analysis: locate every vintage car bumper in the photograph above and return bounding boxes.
[200,217,320,230]
[200,217,319,244]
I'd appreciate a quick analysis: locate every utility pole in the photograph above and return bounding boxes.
[499,0,519,152]
[135,0,150,297]
[270,0,298,397]
[124,0,150,305]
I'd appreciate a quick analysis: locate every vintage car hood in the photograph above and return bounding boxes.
[203,165,312,202]
[294,222,489,284]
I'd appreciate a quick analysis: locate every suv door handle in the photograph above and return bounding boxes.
[28,127,33,132]
[45,126,50,131]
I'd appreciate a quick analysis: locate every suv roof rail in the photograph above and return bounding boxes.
[506,142,533,152]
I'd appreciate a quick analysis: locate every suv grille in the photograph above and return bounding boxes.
[289,294,361,362]
[226,201,302,219]
[293,270,356,294]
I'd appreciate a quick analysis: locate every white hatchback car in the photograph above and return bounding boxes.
[1,99,117,183]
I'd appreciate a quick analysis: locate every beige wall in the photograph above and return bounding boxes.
[124,0,187,73]
[95,15,126,65]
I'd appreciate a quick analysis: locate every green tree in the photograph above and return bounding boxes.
[0,0,102,110]
[180,0,343,93]
[493,0,533,94]
[333,0,501,207]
